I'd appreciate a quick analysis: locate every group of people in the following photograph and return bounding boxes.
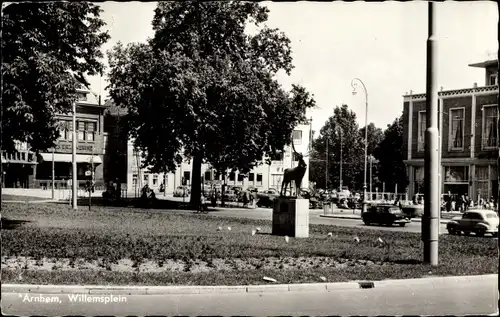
[412,192,497,212]
[196,187,257,213]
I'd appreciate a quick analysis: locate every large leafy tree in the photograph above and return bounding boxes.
[310,105,365,190]
[107,2,315,207]
[1,2,110,153]
[374,115,409,192]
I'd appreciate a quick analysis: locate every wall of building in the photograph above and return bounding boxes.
[403,86,498,200]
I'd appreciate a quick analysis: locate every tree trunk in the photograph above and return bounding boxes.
[189,151,203,209]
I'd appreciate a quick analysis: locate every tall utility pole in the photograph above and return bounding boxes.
[51,147,55,200]
[339,128,343,191]
[423,1,439,266]
[72,102,77,210]
[351,78,368,214]
[369,156,373,196]
[325,137,329,189]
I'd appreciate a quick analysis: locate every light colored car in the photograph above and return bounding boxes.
[446,209,499,237]
[173,186,190,197]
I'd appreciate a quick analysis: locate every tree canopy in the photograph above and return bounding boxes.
[310,105,365,190]
[373,115,409,192]
[107,2,316,206]
[1,2,110,153]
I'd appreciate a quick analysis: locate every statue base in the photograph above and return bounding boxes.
[272,197,309,238]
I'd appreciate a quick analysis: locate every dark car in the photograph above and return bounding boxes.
[362,204,411,227]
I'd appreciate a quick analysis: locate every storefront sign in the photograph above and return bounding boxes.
[55,142,95,154]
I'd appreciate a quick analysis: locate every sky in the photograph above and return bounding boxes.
[86,1,498,135]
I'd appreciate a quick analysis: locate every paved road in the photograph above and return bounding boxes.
[2,275,497,316]
[207,207,448,233]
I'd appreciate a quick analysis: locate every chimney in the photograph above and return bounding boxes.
[473,82,478,88]
[99,95,102,106]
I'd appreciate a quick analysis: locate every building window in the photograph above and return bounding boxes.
[183,171,190,185]
[414,167,424,194]
[489,74,498,86]
[237,173,244,184]
[417,111,426,152]
[249,173,255,182]
[153,174,158,186]
[482,105,498,149]
[143,174,149,185]
[59,120,74,140]
[204,171,212,181]
[476,166,489,200]
[229,172,235,181]
[132,174,138,186]
[292,130,302,145]
[449,108,465,150]
[77,121,97,142]
[444,166,469,182]
[77,92,87,101]
[256,173,263,186]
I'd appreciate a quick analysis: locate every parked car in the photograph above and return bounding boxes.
[256,188,279,200]
[173,186,190,197]
[401,204,424,218]
[223,190,238,202]
[256,189,279,208]
[362,204,411,227]
[446,209,499,237]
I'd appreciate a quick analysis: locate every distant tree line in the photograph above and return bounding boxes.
[309,105,408,193]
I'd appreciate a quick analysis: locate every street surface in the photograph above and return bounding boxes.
[2,275,497,316]
[207,207,448,233]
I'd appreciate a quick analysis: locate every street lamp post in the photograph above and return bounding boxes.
[351,78,368,214]
[423,1,439,266]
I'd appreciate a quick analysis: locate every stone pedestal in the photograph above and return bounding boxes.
[272,197,309,238]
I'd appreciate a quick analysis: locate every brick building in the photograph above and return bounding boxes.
[1,86,107,189]
[403,59,498,201]
[35,87,107,189]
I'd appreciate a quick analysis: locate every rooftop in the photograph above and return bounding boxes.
[468,59,498,68]
[403,84,498,99]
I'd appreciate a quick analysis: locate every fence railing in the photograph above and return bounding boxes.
[366,192,408,202]
[34,180,106,191]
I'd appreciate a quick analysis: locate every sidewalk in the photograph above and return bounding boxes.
[2,274,496,295]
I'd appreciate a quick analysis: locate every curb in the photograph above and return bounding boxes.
[318,214,451,224]
[3,275,495,295]
[0,281,359,295]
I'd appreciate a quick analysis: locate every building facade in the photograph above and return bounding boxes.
[124,123,312,195]
[1,86,107,189]
[403,59,498,201]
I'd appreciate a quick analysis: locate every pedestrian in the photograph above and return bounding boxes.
[445,195,452,212]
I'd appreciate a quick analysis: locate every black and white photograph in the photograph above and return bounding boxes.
[1,1,498,316]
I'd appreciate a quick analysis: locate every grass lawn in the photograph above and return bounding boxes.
[1,202,497,286]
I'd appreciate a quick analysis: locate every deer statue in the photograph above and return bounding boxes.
[280,140,309,198]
